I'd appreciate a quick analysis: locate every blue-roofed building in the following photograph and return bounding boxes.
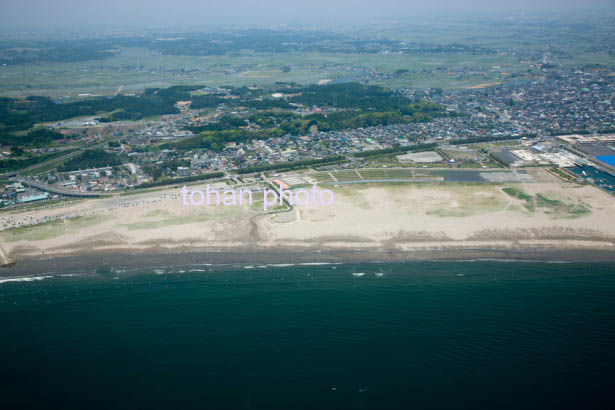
[19,193,49,203]
[596,156,615,167]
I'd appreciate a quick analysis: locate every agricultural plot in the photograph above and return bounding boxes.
[288,168,539,187]
[279,175,308,187]
[441,149,481,161]
[357,168,422,180]
[384,169,417,178]
[356,169,387,179]
[330,170,363,182]
[304,172,335,183]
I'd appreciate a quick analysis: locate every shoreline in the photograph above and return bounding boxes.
[2,245,615,277]
[3,174,615,277]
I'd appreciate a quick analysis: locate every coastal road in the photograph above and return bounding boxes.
[17,177,104,197]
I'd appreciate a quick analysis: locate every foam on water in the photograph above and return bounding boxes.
[0,275,54,285]
[298,262,343,266]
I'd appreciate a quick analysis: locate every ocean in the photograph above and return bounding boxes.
[1,261,614,409]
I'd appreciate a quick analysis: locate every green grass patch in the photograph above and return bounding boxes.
[502,186,535,211]
[502,186,532,201]
[535,192,590,219]
[249,199,289,213]
[535,193,564,208]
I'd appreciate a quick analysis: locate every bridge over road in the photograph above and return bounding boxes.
[16,178,104,197]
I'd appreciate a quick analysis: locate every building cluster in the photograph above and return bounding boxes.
[426,68,615,136]
[507,147,583,168]
[4,66,614,207]
[149,67,613,174]
[14,166,150,198]
[133,115,194,144]
[0,182,55,207]
[53,167,119,192]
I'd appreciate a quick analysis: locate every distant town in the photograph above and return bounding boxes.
[1,61,614,212]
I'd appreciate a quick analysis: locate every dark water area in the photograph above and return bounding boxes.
[569,164,615,193]
[1,261,614,409]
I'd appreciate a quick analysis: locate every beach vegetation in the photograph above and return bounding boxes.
[535,192,590,219]
[502,186,535,211]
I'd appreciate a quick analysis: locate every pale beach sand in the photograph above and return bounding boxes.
[1,169,614,273]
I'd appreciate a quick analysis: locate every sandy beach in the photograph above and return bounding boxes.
[1,169,615,275]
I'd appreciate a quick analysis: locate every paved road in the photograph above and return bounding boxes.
[1,140,111,178]
[0,149,82,178]
[17,178,104,197]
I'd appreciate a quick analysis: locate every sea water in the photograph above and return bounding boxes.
[0,261,614,409]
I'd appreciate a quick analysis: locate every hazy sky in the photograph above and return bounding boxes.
[0,0,612,29]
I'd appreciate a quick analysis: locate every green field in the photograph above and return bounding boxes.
[2,17,615,98]
[0,47,554,98]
